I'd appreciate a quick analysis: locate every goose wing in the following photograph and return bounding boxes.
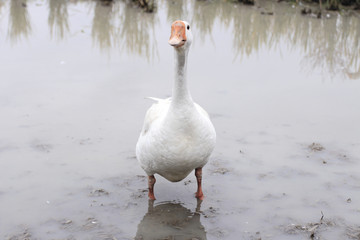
[141,98,171,135]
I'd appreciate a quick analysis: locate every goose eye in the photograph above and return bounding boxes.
[187,25,190,30]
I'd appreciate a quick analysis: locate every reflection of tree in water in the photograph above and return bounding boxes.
[92,0,117,50]
[118,3,158,60]
[0,0,5,13]
[165,0,185,23]
[343,17,360,79]
[8,0,32,43]
[90,0,158,59]
[290,12,360,78]
[192,0,218,42]
[0,0,5,33]
[302,18,340,76]
[135,200,206,240]
[3,0,360,75]
[190,0,360,79]
[48,0,69,41]
[232,6,269,58]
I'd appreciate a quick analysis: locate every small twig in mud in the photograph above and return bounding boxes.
[285,211,330,238]
[89,188,110,197]
[309,211,325,239]
[6,228,31,240]
[212,167,230,175]
[184,180,192,185]
[309,142,325,152]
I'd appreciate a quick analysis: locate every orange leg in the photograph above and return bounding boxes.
[195,168,204,200]
[148,175,156,200]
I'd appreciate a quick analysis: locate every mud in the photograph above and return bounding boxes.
[0,0,359,239]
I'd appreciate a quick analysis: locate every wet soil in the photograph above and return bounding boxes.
[0,0,360,239]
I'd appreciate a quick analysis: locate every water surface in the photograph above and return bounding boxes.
[0,0,360,239]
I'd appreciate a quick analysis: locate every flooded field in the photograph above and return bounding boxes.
[0,0,360,239]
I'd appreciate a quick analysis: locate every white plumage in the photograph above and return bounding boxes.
[136,20,216,199]
[136,97,216,182]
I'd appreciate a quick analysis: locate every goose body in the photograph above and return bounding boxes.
[136,98,216,182]
[136,20,216,199]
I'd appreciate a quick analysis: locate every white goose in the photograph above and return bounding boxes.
[136,20,216,200]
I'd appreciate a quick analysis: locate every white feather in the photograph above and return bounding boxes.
[136,20,216,182]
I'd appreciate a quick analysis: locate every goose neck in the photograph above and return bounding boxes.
[172,48,192,106]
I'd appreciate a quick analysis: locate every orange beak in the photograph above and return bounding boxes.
[168,21,187,48]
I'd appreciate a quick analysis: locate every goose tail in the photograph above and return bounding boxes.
[145,97,163,102]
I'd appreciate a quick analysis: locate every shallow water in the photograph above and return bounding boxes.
[0,0,360,239]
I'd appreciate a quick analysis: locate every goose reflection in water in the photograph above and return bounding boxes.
[135,200,206,240]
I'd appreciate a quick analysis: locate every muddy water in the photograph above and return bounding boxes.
[0,0,360,239]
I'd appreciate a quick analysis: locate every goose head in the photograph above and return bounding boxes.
[168,20,192,49]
